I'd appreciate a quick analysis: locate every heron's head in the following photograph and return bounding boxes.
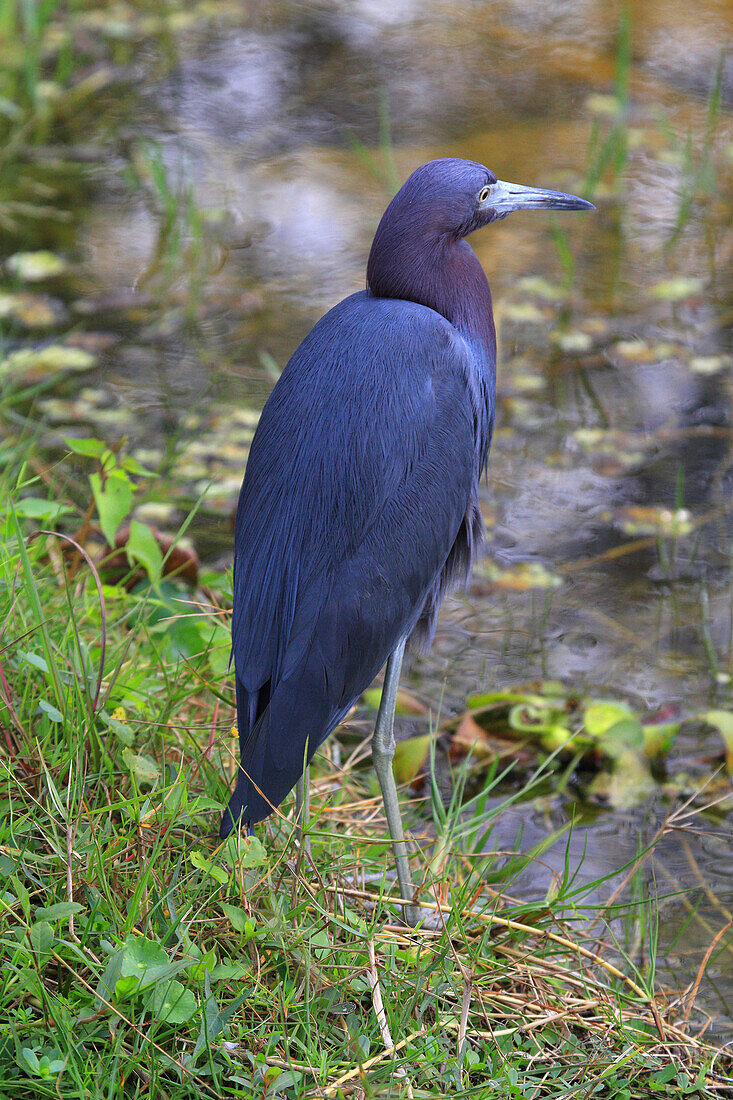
[366,158,593,317]
[372,157,594,245]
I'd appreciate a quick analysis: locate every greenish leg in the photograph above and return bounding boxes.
[371,637,420,926]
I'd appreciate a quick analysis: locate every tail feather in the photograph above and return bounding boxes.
[220,776,257,838]
[223,679,331,832]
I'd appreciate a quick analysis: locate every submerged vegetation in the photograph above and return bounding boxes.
[1,0,733,1097]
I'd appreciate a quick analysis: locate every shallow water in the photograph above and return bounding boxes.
[3,0,733,1035]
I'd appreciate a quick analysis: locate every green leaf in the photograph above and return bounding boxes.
[220,903,251,934]
[62,436,108,458]
[221,833,267,868]
[584,701,634,738]
[22,651,48,673]
[205,621,233,677]
[190,948,216,981]
[38,699,63,723]
[584,702,645,758]
[120,454,154,476]
[114,974,139,1000]
[539,724,574,751]
[122,749,159,785]
[1,344,96,378]
[650,276,703,301]
[30,920,53,962]
[586,749,653,808]
[0,853,17,876]
[96,949,124,1006]
[100,709,134,746]
[597,717,644,758]
[126,520,163,582]
[393,734,432,783]
[91,469,134,546]
[190,850,230,885]
[13,498,73,522]
[149,979,197,1024]
[35,901,84,922]
[361,686,425,715]
[119,936,175,988]
[22,1048,40,1074]
[509,701,557,734]
[650,1063,677,1087]
[212,961,252,980]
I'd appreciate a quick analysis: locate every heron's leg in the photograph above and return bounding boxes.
[371,638,419,925]
[295,767,311,856]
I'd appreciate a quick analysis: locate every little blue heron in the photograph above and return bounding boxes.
[221,158,592,921]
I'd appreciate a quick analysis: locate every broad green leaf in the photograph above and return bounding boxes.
[35,901,84,922]
[149,979,197,1024]
[212,961,252,979]
[221,833,267,868]
[1,344,95,378]
[30,920,53,962]
[220,903,252,935]
[122,748,159,785]
[62,436,108,458]
[539,724,574,751]
[120,454,154,476]
[126,520,163,582]
[584,701,634,737]
[114,974,139,1000]
[205,621,234,677]
[361,687,425,715]
[21,1049,40,1074]
[597,718,644,758]
[91,469,133,546]
[100,708,134,746]
[393,734,432,783]
[13,498,72,522]
[587,749,653,808]
[38,699,63,723]
[190,948,216,981]
[22,651,48,673]
[190,850,229,885]
[96,949,124,1005]
[119,936,176,988]
[650,276,703,300]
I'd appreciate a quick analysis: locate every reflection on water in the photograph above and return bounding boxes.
[8,0,733,1034]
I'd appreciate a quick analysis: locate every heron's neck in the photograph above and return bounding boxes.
[367,233,496,368]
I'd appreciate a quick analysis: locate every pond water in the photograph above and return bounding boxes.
[3,0,733,1036]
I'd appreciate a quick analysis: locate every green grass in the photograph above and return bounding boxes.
[1,4,732,1096]
[1,434,732,1099]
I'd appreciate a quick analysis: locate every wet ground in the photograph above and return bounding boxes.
[2,0,733,1036]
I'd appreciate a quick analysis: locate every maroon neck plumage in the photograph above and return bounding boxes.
[366,202,496,366]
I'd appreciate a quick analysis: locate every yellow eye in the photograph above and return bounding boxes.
[478,185,493,203]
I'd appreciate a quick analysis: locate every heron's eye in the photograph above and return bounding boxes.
[477,184,495,203]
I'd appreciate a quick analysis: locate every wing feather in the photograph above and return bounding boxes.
[221,291,489,833]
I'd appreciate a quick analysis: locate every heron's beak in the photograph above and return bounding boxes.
[485,180,594,214]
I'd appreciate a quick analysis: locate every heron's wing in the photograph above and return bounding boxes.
[222,292,492,832]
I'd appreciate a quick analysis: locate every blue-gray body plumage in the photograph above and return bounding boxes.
[220,156,593,837]
[223,287,494,830]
